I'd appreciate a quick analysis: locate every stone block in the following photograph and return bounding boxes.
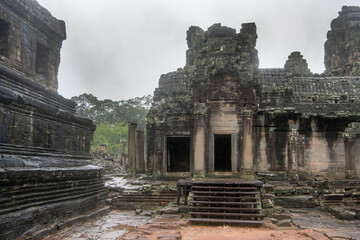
[295,186,312,195]
[277,219,292,227]
[263,184,275,193]
[274,195,315,208]
[263,193,275,200]
[262,199,274,208]
[340,210,356,220]
[269,213,292,221]
[274,185,296,196]
[323,193,345,200]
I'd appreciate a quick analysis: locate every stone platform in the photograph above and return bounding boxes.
[0,166,108,239]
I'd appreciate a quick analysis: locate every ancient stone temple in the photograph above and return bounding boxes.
[146,6,360,179]
[0,1,107,239]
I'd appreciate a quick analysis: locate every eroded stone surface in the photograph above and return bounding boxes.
[0,1,106,239]
[325,6,360,76]
[290,208,360,240]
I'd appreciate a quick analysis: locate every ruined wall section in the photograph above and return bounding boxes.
[0,6,95,168]
[146,69,193,174]
[0,2,106,239]
[0,0,65,91]
[325,6,360,76]
[254,51,360,177]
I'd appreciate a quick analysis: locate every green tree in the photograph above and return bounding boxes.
[71,94,152,154]
[93,122,128,155]
[71,93,152,128]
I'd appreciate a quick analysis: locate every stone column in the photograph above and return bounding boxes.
[344,141,356,178]
[120,139,127,168]
[136,130,145,173]
[241,110,253,171]
[343,123,359,179]
[194,115,205,175]
[128,122,137,171]
[193,103,206,176]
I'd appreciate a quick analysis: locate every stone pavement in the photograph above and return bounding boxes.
[290,208,360,240]
[42,207,360,240]
[42,210,152,240]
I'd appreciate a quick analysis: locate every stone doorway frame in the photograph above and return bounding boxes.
[162,135,193,174]
[209,131,238,173]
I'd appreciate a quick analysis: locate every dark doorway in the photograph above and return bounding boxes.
[214,134,231,171]
[167,137,190,172]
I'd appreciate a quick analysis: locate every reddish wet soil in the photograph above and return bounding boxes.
[147,226,329,240]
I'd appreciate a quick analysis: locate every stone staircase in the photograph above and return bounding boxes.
[189,180,264,225]
[108,179,178,210]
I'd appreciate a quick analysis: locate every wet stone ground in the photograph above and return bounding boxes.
[42,210,153,240]
[290,208,360,240]
[42,176,360,240]
[42,207,360,240]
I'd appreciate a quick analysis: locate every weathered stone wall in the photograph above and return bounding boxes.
[0,167,107,240]
[254,46,360,177]
[355,139,360,175]
[0,0,65,91]
[253,113,351,177]
[0,1,107,239]
[0,68,95,168]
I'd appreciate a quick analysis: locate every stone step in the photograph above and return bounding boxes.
[189,206,261,212]
[192,191,258,195]
[190,200,260,206]
[189,180,263,225]
[189,211,264,218]
[189,218,263,225]
[193,196,259,201]
[192,186,258,190]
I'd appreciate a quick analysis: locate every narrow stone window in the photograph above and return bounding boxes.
[35,43,49,74]
[0,19,10,57]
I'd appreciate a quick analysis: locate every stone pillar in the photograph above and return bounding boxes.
[128,122,137,170]
[343,123,359,178]
[193,115,205,175]
[136,130,145,173]
[193,103,206,176]
[242,110,253,171]
[120,138,127,168]
[344,141,356,178]
[145,125,155,174]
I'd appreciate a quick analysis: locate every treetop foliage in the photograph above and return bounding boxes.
[71,93,152,154]
[71,93,152,129]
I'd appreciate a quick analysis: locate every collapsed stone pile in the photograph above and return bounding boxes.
[258,172,360,221]
[93,143,128,175]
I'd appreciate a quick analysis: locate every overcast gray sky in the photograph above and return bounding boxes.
[37,0,359,101]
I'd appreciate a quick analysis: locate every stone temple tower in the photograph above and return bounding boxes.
[325,6,360,76]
